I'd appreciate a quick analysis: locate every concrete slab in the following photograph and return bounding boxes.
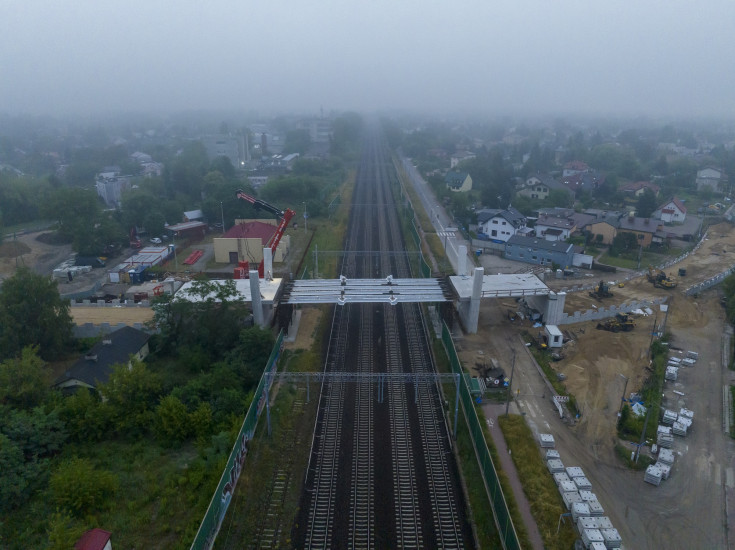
[450,272,550,299]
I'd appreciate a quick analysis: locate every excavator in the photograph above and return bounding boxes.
[647,265,677,289]
[589,280,613,301]
[234,190,295,279]
[597,313,636,332]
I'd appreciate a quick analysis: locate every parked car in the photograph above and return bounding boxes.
[150,237,162,244]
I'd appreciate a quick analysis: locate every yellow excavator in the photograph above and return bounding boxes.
[589,280,614,301]
[647,266,677,289]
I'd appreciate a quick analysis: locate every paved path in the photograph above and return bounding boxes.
[483,402,545,550]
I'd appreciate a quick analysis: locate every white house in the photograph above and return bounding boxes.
[477,207,527,242]
[534,215,576,241]
[653,197,687,223]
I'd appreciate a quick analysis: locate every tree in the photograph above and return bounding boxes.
[41,188,101,251]
[0,347,50,409]
[0,267,74,361]
[636,189,658,218]
[155,394,191,443]
[49,458,118,517]
[101,360,162,437]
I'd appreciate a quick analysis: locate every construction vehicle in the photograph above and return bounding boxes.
[647,266,677,289]
[589,280,613,301]
[596,313,636,332]
[234,190,295,279]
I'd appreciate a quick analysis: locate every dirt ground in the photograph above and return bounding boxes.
[285,307,324,351]
[70,306,154,325]
[456,223,735,549]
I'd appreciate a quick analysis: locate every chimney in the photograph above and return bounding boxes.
[644,218,649,225]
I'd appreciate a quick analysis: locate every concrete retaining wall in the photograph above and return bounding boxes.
[557,297,668,325]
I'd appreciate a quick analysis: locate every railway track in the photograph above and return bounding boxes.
[293,125,472,548]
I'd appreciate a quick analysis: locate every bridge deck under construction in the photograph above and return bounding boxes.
[282,276,452,304]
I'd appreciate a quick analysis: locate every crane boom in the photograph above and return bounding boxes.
[235,190,295,278]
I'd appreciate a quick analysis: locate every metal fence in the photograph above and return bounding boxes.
[189,330,285,550]
[441,322,521,550]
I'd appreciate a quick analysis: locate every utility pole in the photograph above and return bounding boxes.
[303,202,307,233]
[220,201,226,232]
[635,406,652,463]
[505,350,516,416]
[648,313,658,359]
[618,374,629,415]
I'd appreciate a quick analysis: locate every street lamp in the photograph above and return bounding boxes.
[617,373,629,416]
[303,202,307,233]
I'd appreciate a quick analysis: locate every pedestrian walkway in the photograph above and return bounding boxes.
[482,402,545,550]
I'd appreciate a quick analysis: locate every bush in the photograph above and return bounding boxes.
[49,458,118,517]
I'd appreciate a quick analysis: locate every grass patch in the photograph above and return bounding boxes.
[299,170,354,278]
[498,415,578,550]
[614,443,654,470]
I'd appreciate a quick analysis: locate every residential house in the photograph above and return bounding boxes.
[213,220,290,265]
[696,167,727,192]
[534,214,577,241]
[587,216,620,245]
[562,160,589,177]
[653,197,687,223]
[445,171,473,193]
[504,235,580,268]
[560,170,604,196]
[476,207,527,243]
[517,173,570,200]
[617,216,664,247]
[450,151,476,168]
[620,180,660,197]
[75,528,112,550]
[54,327,151,393]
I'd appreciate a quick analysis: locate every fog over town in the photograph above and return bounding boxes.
[4,2,735,550]
[2,0,735,118]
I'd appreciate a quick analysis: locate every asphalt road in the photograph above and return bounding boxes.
[400,157,474,275]
[480,294,735,550]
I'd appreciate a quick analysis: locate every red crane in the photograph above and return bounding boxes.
[234,190,295,279]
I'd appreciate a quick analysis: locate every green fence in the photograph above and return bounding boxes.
[441,322,521,550]
[190,330,285,550]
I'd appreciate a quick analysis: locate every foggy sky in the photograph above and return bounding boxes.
[2,0,734,118]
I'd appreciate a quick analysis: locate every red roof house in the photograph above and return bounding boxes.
[75,528,112,550]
